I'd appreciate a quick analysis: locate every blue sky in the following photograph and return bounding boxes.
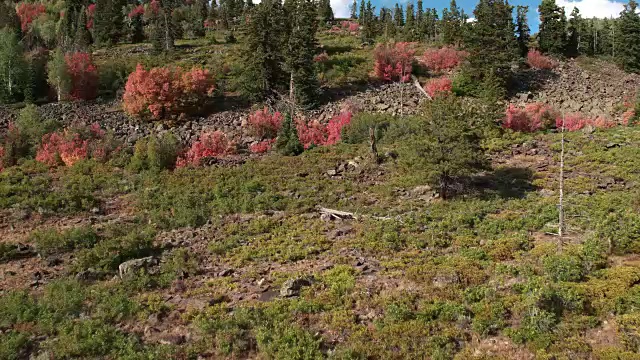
[329,0,628,32]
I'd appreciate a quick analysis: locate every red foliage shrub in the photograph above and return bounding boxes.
[296,111,352,148]
[16,2,46,31]
[527,50,557,70]
[247,108,284,139]
[420,47,468,72]
[176,131,235,167]
[128,4,144,18]
[556,113,616,131]
[35,123,114,167]
[86,4,96,29]
[623,110,635,125]
[123,64,216,120]
[65,52,98,100]
[313,52,329,63]
[325,111,352,146]
[424,77,452,98]
[503,103,557,132]
[250,139,276,154]
[373,42,415,83]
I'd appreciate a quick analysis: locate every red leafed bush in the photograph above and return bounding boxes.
[420,47,468,72]
[128,4,145,18]
[527,50,557,70]
[86,4,96,29]
[250,139,276,154]
[65,52,98,100]
[314,52,329,63]
[123,64,216,120]
[16,2,46,31]
[424,77,452,98]
[622,110,635,125]
[247,108,284,139]
[503,103,557,132]
[35,123,114,167]
[176,131,235,167]
[556,113,616,131]
[374,42,415,83]
[296,119,327,149]
[325,111,352,146]
[296,111,352,148]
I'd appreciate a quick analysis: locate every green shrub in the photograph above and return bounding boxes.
[618,313,640,353]
[341,113,390,144]
[0,331,30,360]
[321,265,356,298]
[74,226,156,272]
[16,104,59,147]
[46,320,141,358]
[98,60,135,98]
[129,133,181,172]
[0,290,39,328]
[596,212,640,255]
[30,225,99,256]
[471,300,509,336]
[543,252,585,282]
[256,323,323,360]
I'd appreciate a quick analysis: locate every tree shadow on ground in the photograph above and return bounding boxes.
[508,68,560,99]
[469,166,538,200]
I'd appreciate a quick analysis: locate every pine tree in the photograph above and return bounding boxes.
[566,7,581,57]
[241,0,287,100]
[405,3,415,40]
[287,0,320,109]
[416,0,424,23]
[359,0,365,23]
[442,0,462,45]
[276,113,303,155]
[413,96,489,200]
[74,6,91,50]
[464,0,517,97]
[361,0,377,42]
[318,0,333,24]
[538,0,568,56]
[93,0,126,46]
[394,4,404,27]
[191,0,209,37]
[516,5,530,57]
[615,0,640,73]
[350,0,357,19]
[0,0,21,36]
[0,28,26,102]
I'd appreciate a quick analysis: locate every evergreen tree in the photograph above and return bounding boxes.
[276,113,303,155]
[0,0,21,36]
[192,0,209,37]
[515,5,530,57]
[442,0,462,45]
[361,0,377,42]
[241,0,287,100]
[318,0,334,24]
[405,3,415,39]
[350,0,357,19]
[416,0,424,24]
[381,7,396,38]
[464,0,517,97]
[566,7,581,57]
[580,19,595,56]
[93,0,126,46]
[615,0,640,73]
[74,6,92,50]
[62,0,84,43]
[359,0,365,23]
[286,0,320,109]
[394,4,404,27]
[538,0,568,56]
[413,96,489,200]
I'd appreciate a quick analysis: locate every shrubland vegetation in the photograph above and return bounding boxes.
[0,0,640,358]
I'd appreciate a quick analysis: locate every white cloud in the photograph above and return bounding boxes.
[556,0,625,18]
[331,0,352,18]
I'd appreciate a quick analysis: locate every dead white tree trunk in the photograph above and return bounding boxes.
[558,112,566,243]
[411,75,432,100]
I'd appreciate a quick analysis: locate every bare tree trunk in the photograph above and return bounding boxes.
[399,67,404,117]
[164,12,171,51]
[369,126,379,164]
[558,112,565,245]
[289,72,295,116]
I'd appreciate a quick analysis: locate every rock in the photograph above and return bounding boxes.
[432,273,460,288]
[280,277,313,297]
[118,256,159,279]
[29,351,52,360]
[218,268,234,277]
[376,103,390,111]
[75,268,103,282]
[158,333,186,345]
[327,169,338,177]
[46,257,63,267]
[539,189,554,197]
